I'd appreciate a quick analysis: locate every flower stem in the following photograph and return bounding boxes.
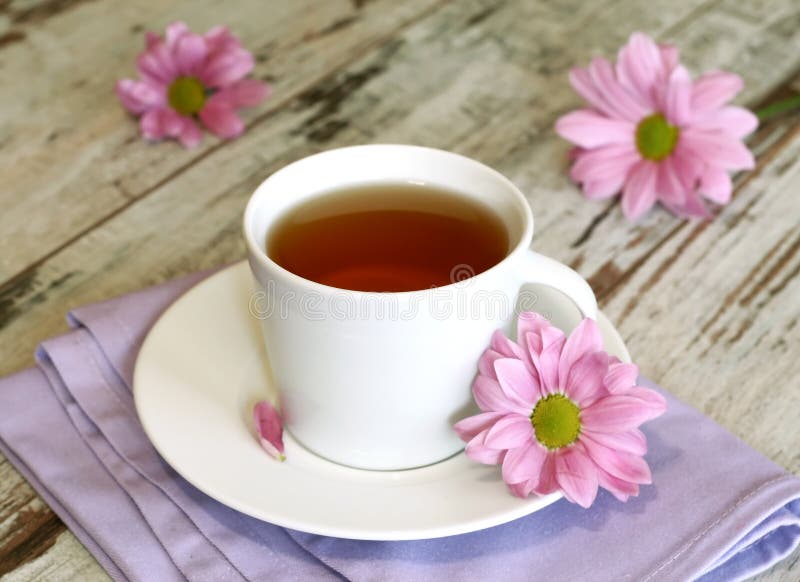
[755,95,800,122]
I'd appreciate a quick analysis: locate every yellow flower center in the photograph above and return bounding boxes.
[635,113,679,161]
[168,76,206,115]
[531,394,581,449]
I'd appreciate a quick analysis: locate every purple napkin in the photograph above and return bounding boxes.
[1,269,798,582]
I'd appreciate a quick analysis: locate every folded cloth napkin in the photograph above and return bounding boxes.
[1,267,799,582]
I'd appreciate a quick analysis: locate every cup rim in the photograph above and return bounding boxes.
[243,144,535,298]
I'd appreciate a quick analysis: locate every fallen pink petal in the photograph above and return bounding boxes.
[253,400,286,462]
[555,31,757,221]
[454,313,667,508]
[116,22,271,148]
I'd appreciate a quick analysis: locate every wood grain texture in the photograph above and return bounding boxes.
[1,533,104,582]
[1,0,799,579]
[0,0,442,282]
[0,461,64,578]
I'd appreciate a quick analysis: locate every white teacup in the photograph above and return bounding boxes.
[244,145,597,470]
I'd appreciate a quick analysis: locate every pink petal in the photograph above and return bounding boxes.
[253,400,285,461]
[624,385,668,414]
[615,32,664,107]
[199,99,245,139]
[502,441,547,485]
[680,128,755,170]
[691,71,743,114]
[581,393,666,433]
[145,31,161,49]
[700,166,733,204]
[659,44,679,73]
[213,79,271,108]
[540,326,567,352]
[494,358,540,407]
[164,21,190,49]
[581,428,647,456]
[570,144,640,199]
[568,66,621,119]
[664,191,712,219]
[472,375,530,415]
[596,466,640,501]
[670,147,704,187]
[473,375,507,412]
[516,312,550,340]
[453,411,505,442]
[524,330,542,356]
[555,109,635,149]
[204,26,243,54]
[490,329,527,361]
[139,108,179,140]
[516,312,552,369]
[655,157,688,206]
[604,361,639,393]
[200,47,255,88]
[526,327,565,395]
[116,79,165,114]
[484,414,535,449]
[533,454,560,495]
[563,351,609,406]
[159,110,186,136]
[540,327,567,386]
[694,106,758,139]
[478,348,504,380]
[465,431,505,465]
[570,144,640,182]
[663,149,709,216]
[558,318,604,388]
[582,440,652,484]
[663,65,692,126]
[587,57,650,121]
[140,108,202,149]
[137,42,178,84]
[174,33,208,76]
[581,177,627,200]
[621,160,658,220]
[555,446,599,508]
[507,480,537,498]
[177,117,203,148]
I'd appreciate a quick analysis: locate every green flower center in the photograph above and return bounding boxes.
[635,113,679,161]
[167,76,206,115]
[531,394,581,449]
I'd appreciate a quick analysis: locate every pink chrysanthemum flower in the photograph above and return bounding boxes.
[116,22,270,148]
[454,313,666,508]
[555,32,757,220]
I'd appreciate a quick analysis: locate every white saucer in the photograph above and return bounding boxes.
[134,262,631,540]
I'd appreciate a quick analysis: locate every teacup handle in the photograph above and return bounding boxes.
[515,250,598,320]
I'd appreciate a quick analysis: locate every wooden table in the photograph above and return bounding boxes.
[1,0,799,579]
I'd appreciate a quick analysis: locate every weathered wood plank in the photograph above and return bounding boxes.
[609,125,800,466]
[0,504,64,578]
[2,0,800,578]
[0,0,736,374]
[0,449,66,578]
[0,532,105,582]
[0,0,442,282]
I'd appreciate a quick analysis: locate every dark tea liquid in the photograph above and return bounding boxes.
[267,183,509,292]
